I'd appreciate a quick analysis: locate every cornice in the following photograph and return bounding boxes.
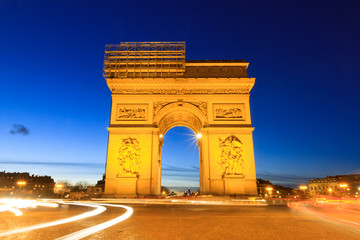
[108,84,253,95]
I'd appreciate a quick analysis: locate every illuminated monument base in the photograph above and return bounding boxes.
[102,42,257,197]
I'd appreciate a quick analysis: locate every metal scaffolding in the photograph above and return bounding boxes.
[103,42,186,78]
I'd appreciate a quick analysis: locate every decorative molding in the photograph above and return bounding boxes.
[153,101,170,118]
[116,104,148,121]
[218,136,244,177]
[191,101,208,117]
[153,101,207,118]
[117,138,141,175]
[213,103,245,121]
[110,86,252,95]
[158,111,202,133]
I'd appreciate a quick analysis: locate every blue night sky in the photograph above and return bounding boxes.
[0,0,359,188]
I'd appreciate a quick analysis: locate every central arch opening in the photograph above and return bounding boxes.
[161,126,200,196]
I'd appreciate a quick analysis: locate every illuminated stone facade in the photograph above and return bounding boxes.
[103,42,257,197]
[308,174,360,196]
[0,171,55,197]
[308,174,360,195]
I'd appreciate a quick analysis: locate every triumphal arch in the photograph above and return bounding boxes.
[103,42,257,197]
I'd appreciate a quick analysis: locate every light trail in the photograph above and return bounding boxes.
[0,198,58,216]
[56,204,133,240]
[288,198,360,233]
[0,202,106,237]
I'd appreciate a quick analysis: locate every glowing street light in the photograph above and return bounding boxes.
[265,187,273,197]
[17,181,27,196]
[159,134,163,138]
[55,183,65,198]
[196,133,202,139]
[299,185,307,198]
[339,183,349,196]
[17,181,26,186]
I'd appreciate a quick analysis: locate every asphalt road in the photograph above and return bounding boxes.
[1,203,359,240]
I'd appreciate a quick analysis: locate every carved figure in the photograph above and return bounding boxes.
[215,107,243,119]
[118,138,141,174]
[218,136,244,176]
[117,107,146,119]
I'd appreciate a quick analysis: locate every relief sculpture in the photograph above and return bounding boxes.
[213,104,245,120]
[218,136,244,176]
[118,138,141,175]
[215,107,243,119]
[117,105,147,120]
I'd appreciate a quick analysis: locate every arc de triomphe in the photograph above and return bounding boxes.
[102,42,257,197]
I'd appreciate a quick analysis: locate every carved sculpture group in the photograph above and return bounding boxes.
[215,107,243,119]
[218,136,244,176]
[118,138,141,175]
[117,107,146,120]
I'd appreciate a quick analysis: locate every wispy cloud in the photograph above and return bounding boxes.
[9,124,29,135]
[161,172,199,178]
[257,172,313,188]
[162,164,199,173]
[348,169,360,174]
[0,160,103,168]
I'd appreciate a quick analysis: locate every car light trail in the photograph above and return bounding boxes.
[56,204,133,240]
[0,198,59,216]
[288,198,360,233]
[0,202,106,237]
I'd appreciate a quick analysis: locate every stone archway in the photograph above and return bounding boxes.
[154,102,206,195]
[103,42,257,197]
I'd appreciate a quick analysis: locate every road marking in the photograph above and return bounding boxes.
[56,204,133,240]
[0,202,106,237]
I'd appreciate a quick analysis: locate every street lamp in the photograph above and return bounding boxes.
[339,183,348,196]
[17,181,27,187]
[17,181,27,197]
[55,183,64,198]
[299,185,307,198]
[266,187,273,198]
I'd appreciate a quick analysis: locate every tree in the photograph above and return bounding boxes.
[71,181,89,192]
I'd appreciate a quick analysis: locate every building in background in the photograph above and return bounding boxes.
[0,171,55,197]
[256,179,294,198]
[308,174,360,196]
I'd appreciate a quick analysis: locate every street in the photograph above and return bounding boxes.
[1,201,359,240]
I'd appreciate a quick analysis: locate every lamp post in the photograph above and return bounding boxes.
[55,183,64,198]
[339,183,348,196]
[299,185,307,199]
[266,187,273,198]
[17,181,27,197]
